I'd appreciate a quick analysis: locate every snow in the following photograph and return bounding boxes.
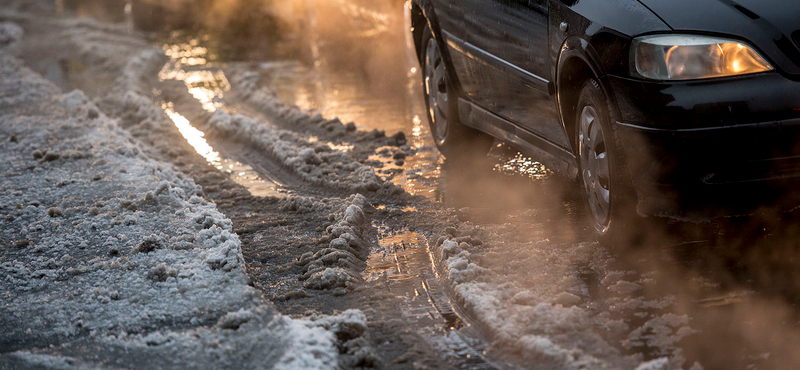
[206,109,396,194]
[431,223,695,369]
[1,58,252,341]
[300,194,375,292]
[0,21,23,51]
[274,318,340,370]
[0,44,363,368]
[6,306,363,369]
[635,357,670,370]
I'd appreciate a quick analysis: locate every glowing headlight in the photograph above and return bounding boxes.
[632,35,773,80]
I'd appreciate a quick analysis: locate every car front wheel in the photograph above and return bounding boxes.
[575,79,638,245]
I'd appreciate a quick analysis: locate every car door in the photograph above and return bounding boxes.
[462,0,570,149]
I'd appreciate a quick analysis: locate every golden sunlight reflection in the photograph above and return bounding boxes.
[410,115,424,148]
[158,68,230,112]
[494,152,553,180]
[159,38,229,112]
[163,41,210,66]
[307,136,354,152]
[162,102,284,198]
[331,0,391,37]
[185,70,229,112]
[363,230,426,282]
[163,103,220,164]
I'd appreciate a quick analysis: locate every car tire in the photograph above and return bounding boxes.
[575,78,642,247]
[420,26,493,161]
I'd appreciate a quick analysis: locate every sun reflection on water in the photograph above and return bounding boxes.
[159,37,229,113]
[163,103,220,164]
[494,152,553,180]
[162,102,285,198]
[162,39,212,66]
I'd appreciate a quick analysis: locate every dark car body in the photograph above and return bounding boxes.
[409,0,800,217]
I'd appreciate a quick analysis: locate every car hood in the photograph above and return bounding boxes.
[638,0,800,76]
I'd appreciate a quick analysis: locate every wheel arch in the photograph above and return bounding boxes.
[409,1,427,64]
[556,37,620,157]
[408,0,465,95]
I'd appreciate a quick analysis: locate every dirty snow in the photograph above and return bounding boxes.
[298,194,374,292]
[431,223,700,369]
[0,21,22,52]
[206,109,398,194]
[0,38,361,368]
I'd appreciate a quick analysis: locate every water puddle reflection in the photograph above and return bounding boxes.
[364,224,495,368]
[493,150,553,180]
[163,103,285,198]
[155,33,290,198]
[159,35,229,113]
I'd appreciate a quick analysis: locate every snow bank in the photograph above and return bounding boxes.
[207,109,402,194]
[0,52,364,368]
[296,194,374,293]
[0,62,252,344]
[431,223,697,369]
[5,307,367,369]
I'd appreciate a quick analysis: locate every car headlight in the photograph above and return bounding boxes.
[632,35,773,80]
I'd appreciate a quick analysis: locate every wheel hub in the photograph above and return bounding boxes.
[424,38,448,143]
[578,105,611,228]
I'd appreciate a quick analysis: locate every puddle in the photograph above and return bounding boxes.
[493,150,554,180]
[162,103,285,198]
[364,225,497,368]
[158,35,230,113]
[155,32,293,198]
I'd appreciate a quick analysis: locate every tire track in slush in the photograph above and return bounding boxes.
[161,79,505,369]
[152,2,800,369]
[363,225,504,369]
[154,23,505,369]
[161,104,291,198]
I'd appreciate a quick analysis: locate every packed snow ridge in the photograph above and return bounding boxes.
[431,224,700,370]
[292,194,375,294]
[221,68,415,182]
[207,109,400,194]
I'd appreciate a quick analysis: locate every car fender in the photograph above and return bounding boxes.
[555,36,622,151]
[409,0,466,95]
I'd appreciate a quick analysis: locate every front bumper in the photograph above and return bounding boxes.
[606,72,800,217]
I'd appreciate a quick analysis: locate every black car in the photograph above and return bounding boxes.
[409,0,800,242]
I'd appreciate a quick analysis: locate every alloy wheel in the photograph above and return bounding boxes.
[578,105,612,229]
[424,37,448,144]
